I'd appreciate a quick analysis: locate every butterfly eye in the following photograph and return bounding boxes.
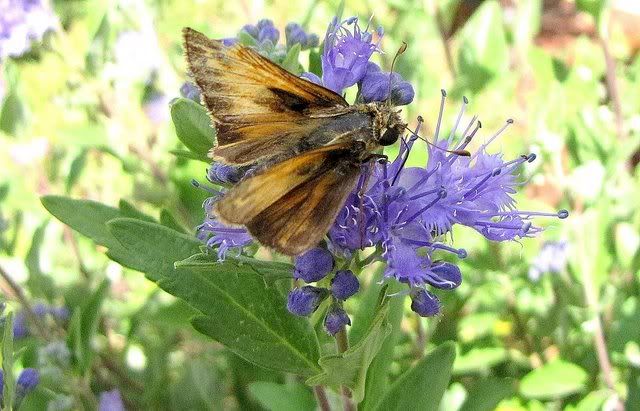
[379,127,399,146]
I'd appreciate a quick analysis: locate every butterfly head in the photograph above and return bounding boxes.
[375,105,405,147]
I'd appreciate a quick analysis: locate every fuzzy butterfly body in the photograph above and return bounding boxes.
[183,27,405,255]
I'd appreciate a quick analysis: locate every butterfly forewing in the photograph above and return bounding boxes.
[215,143,363,255]
[183,28,349,165]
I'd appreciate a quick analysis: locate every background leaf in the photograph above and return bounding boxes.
[372,342,456,411]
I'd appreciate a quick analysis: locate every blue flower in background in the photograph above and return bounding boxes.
[528,240,569,281]
[241,19,280,46]
[321,17,382,94]
[359,62,414,105]
[98,389,125,411]
[0,0,58,61]
[285,23,319,50]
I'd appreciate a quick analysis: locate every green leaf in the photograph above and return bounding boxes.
[2,312,16,410]
[41,196,122,249]
[281,43,302,74]
[248,382,316,411]
[306,300,391,403]
[0,88,27,136]
[371,342,456,411]
[25,222,55,301]
[360,283,405,410]
[459,378,515,411]
[457,1,508,92]
[520,360,588,400]
[118,199,156,223]
[77,279,109,373]
[0,182,9,202]
[175,252,294,285]
[169,148,210,162]
[65,148,89,193]
[159,209,189,234]
[106,218,320,376]
[453,347,508,375]
[170,97,215,161]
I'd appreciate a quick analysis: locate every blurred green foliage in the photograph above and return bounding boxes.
[1,0,640,410]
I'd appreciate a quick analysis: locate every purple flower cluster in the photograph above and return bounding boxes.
[13,302,70,339]
[287,247,359,334]
[98,389,125,411]
[193,15,567,319]
[0,0,58,61]
[528,240,569,281]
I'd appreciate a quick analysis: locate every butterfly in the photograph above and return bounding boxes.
[183,27,406,256]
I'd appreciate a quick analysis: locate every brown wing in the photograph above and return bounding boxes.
[183,28,349,165]
[215,143,363,255]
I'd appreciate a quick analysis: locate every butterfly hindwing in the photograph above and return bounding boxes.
[215,142,363,255]
[183,28,349,165]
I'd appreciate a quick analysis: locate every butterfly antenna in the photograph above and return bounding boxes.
[386,42,408,107]
[403,124,470,157]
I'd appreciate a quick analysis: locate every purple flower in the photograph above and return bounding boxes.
[321,17,382,94]
[16,368,40,399]
[197,195,253,260]
[285,23,319,50]
[293,247,334,283]
[331,270,359,300]
[0,369,4,402]
[13,309,28,338]
[242,19,279,46]
[324,305,351,335]
[207,163,244,186]
[287,286,329,316]
[98,389,125,411]
[143,92,170,125]
[0,0,58,61]
[359,63,414,105]
[327,91,567,290]
[180,82,201,102]
[528,240,569,281]
[410,289,440,317]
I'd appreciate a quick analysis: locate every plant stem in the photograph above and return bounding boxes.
[313,386,332,411]
[0,263,50,339]
[581,268,623,410]
[335,328,356,411]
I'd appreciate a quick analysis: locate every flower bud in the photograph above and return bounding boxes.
[293,247,334,283]
[330,270,359,300]
[287,286,329,316]
[324,305,351,335]
[410,289,440,317]
[98,389,125,411]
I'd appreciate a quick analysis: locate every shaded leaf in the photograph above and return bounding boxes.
[306,300,391,403]
[459,377,515,411]
[106,218,320,376]
[248,382,316,411]
[520,360,588,400]
[372,342,456,411]
[170,97,215,161]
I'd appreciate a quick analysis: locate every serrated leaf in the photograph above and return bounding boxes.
[371,342,456,411]
[118,199,156,223]
[281,43,302,74]
[170,97,215,160]
[248,382,316,411]
[106,218,320,376]
[520,360,588,400]
[175,253,293,285]
[306,300,391,403]
[459,378,515,411]
[169,148,210,162]
[41,196,122,249]
[159,209,189,234]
